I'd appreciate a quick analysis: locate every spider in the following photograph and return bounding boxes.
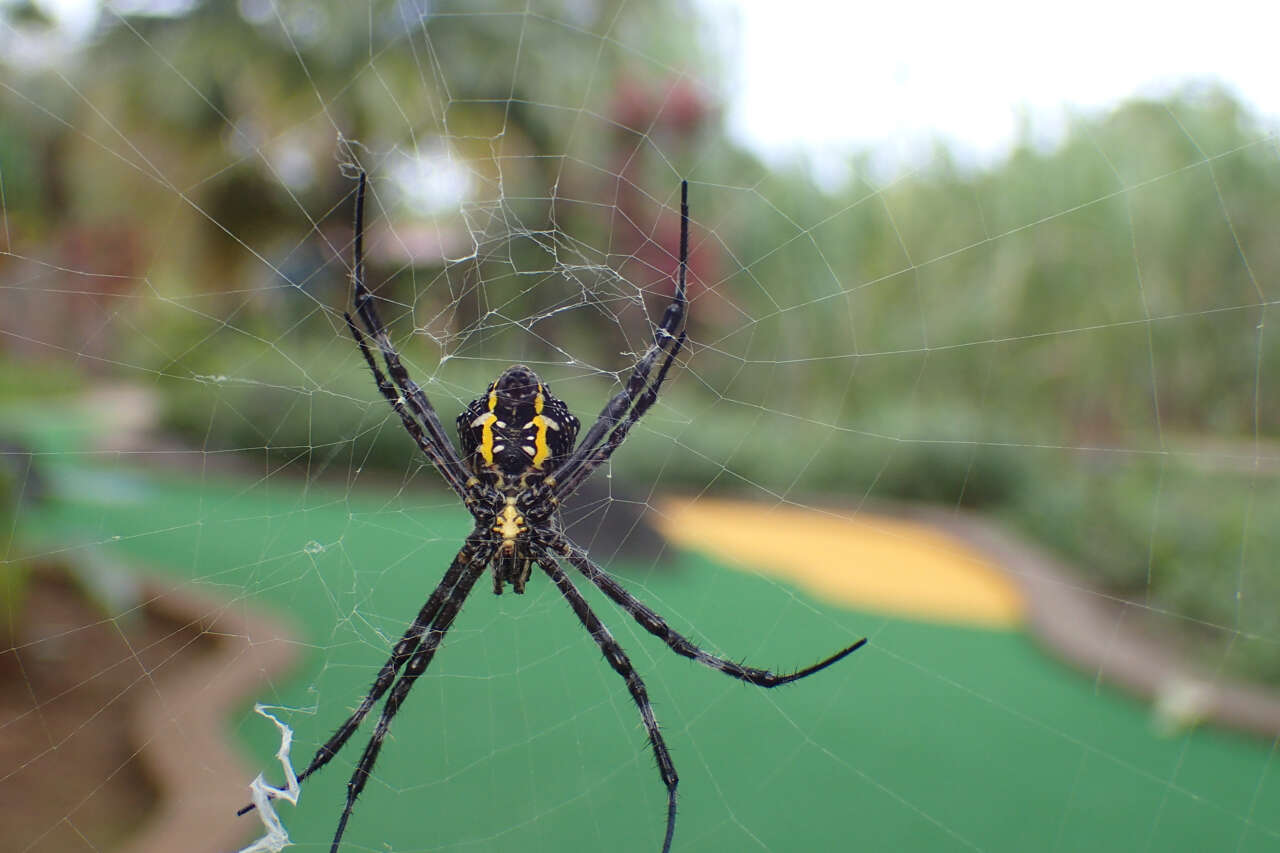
[239,173,867,853]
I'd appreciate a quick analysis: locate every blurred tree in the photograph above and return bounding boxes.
[0,0,714,370]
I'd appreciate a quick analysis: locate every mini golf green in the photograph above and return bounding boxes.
[23,463,1279,852]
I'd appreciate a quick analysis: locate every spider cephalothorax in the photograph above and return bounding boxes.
[239,173,865,853]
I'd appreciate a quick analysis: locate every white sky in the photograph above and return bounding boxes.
[699,0,1280,181]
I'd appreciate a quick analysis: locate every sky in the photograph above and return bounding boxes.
[697,0,1280,182]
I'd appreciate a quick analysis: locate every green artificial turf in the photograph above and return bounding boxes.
[23,463,1280,853]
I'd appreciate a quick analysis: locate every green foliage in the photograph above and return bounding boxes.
[718,89,1277,442]
[0,359,84,402]
[156,336,425,475]
[1009,457,1280,681]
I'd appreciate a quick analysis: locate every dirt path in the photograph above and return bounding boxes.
[2,567,300,853]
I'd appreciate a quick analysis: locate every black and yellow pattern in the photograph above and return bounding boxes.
[455,365,580,592]
[456,365,580,489]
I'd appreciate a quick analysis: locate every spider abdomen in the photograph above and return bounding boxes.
[456,365,580,489]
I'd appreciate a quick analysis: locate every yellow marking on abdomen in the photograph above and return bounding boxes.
[477,389,499,465]
[529,387,552,468]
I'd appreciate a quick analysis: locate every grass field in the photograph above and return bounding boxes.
[21,463,1280,852]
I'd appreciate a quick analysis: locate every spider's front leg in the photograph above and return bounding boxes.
[343,170,474,499]
[548,180,690,502]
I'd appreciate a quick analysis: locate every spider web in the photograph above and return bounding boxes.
[1,2,1278,853]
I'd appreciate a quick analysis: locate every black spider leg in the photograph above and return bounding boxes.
[550,328,686,502]
[345,171,473,498]
[235,536,495,818]
[535,551,679,853]
[542,532,867,685]
[328,544,492,853]
[549,180,689,499]
[345,314,470,500]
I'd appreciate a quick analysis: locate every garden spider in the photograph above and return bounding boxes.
[240,173,867,852]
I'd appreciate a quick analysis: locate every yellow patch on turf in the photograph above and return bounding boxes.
[658,498,1022,629]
